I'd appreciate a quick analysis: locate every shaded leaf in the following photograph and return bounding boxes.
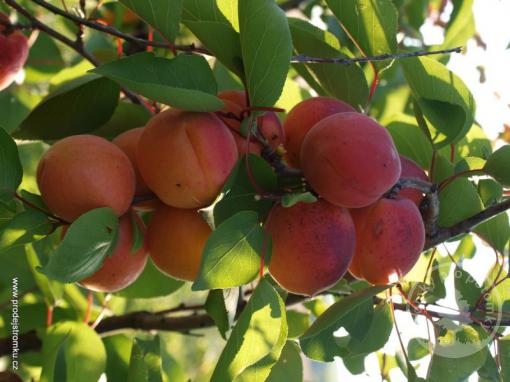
[128,336,163,382]
[266,341,303,382]
[206,289,230,339]
[0,127,22,198]
[484,145,510,187]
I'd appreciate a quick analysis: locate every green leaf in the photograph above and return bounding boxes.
[500,334,510,382]
[40,321,106,382]
[438,178,483,227]
[433,0,475,55]
[300,285,390,361]
[408,338,430,361]
[103,335,133,382]
[281,192,317,208]
[477,179,503,206]
[453,266,482,310]
[288,18,368,109]
[0,209,53,251]
[206,289,230,339]
[127,336,164,382]
[182,0,242,76]
[452,235,476,262]
[119,0,182,42]
[0,90,36,134]
[92,53,224,111]
[192,211,265,290]
[93,102,152,139]
[287,310,311,339]
[210,278,287,382]
[25,33,65,81]
[213,155,277,226]
[239,0,292,107]
[115,258,184,298]
[424,258,448,303]
[474,212,510,253]
[14,75,120,140]
[266,341,303,382]
[478,352,501,382]
[326,0,398,71]
[0,127,22,197]
[482,263,510,313]
[401,57,476,147]
[484,145,510,186]
[39,208,120,283]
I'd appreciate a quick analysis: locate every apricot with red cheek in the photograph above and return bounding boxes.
[301,113,401,208]
[399,155,428,206]
[267,200,356,296]
[137,109,238,208]
[147,204,211,281]
[112,127,152,197]
[349,198,425,285]
[0,13,29,91]
[37,135,136,222]
[283,97,355,168]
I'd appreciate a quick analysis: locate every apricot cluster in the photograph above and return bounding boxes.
[0,13,29,91]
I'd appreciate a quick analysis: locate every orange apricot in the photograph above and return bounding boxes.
[37,135,136,222]
[301,113,401,208]
[283,97,355,168]
[112,127,152,197]
[0,13,29,91]
[266,200,356,296]
[147,204,211,281]
[399,156,428,206]
[137,109,238,208]
[348,198,425,285]
[80,213,148,292]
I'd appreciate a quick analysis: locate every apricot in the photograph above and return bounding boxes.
[266,200,356,296]
[301,113,401,208]
[283,97,355,168]
[37,135,136,222]
[218,90,283,150]
[112,127,152,196]
[399,155,428,206]
[348,198,425,285]
[147,204,211,281]
[79,213,148,292]
[137,109,237,208]
[0,13,29,91]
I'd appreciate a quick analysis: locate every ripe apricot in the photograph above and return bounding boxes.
[147,204,211,281]
[79,214,148,292]
[399,156,428,206]
[348,198,425,285]
[218,90,283,150]
[112,127,152,197]
[37,135,136,222]
[137,109,238,208]
[283,97,355,168]
[301,113,401,208]
[266,200,356,296]
[0,13,29,91]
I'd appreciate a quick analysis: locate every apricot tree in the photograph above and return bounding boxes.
[1,0,510,381]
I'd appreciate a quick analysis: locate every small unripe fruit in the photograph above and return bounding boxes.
[147,204,211,281]
[267,200,356,296]
[399,156,428,206]
[137,109,238,209]
[112,127,152,197]
[284,97,355,168]
[37,135,136,222]
[301,113,401,208]
[0,13,29,91]
[348,198,425,285]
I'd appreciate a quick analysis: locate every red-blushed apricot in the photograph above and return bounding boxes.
[349,198,425,285]
[112,127,152,197]
[301,113,401,208]
[266,200,356,296]
[218,90,284,150]
[147,204,211,281]
[80,213,148,292]
[0,13,29,91]
[283,97,355,168]
[399,156,428,206]
[137,109,238,208]
[37,135,136,222]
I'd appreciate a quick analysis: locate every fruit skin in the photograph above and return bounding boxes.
[348,198,425,285]
[137,109,238,209]
[37,135,136,222]
[0,14,29,91]
[301,112,401,208]
[79,213,148,292]
[218,90,283,150]
[112,127,152,197]
[266,200,356,296]
[284,97,355,168]
[399,155,428,206]
[147,204,211,281]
